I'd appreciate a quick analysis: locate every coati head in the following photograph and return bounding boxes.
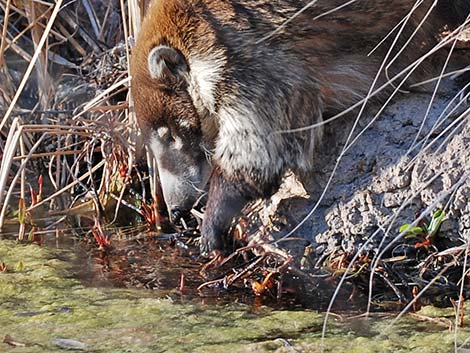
[132,44,212,223]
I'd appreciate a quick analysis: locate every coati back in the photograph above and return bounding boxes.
[131,0,470,254]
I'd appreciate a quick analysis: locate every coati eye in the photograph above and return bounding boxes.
[157,126,174,144]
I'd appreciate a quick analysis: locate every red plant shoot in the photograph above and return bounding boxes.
[141,201,158,230]
[91,217,111,250]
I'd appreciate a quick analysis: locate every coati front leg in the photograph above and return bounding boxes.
[200,167,280,255]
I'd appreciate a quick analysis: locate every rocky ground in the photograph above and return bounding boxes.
[313,79,469,252]
[253,59,470,298]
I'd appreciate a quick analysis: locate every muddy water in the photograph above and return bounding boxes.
[1,235,470,353]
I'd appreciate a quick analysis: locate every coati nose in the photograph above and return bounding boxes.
[169,207,185,224]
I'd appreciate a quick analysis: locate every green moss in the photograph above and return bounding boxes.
[1,239,470,353]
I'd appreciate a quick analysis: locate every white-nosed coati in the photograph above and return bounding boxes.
[131,0,470,255]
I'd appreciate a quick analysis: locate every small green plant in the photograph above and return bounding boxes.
[399,209,446,239]
[15,261,24,272]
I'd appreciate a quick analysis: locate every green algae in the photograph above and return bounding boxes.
[1,239,470,353]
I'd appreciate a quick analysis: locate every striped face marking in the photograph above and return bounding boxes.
[148,129,211,214]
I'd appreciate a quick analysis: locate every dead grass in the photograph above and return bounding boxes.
[0,0,163,240]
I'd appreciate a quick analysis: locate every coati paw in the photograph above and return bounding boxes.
[199,233,225,257]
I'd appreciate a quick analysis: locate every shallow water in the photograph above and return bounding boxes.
[1,236,470,353]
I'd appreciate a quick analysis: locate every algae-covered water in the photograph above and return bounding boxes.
[1,238,470,353]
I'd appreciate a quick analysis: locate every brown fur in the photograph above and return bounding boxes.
[131,0,469,254]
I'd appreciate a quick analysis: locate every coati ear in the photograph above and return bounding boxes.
[147,45,188,84]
